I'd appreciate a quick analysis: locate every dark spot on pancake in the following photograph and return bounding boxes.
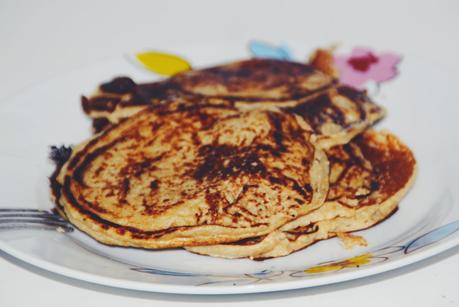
[286,92,345,132]
[194,145,267,181]
[151,121,162,132]
[48,145,72,204]
[139,81,180,98]
[337,85,367,101]
[134,161,151,177]
[195,210,203,222]
[269,176,282,185]
[94,164,105,177]
[100,77,136,94]
[92,117,112,133]
[83,96,121,112]
[49,145,73,168]
[285,223,319,237]
[191,132,201,146]
[268,112,285,153]
[121,178,130,194]
[150,180,159,190]
[370,180,380,191]
[49,173,63,205]
[197,111,218,130]
[232,212,241,223]
[226,236,266,246]
[125,92,151,106]
[291,181,310,200]
[120,155,164,178]
[205,191,221,223]
[81,96,91,114]
[294,198,303,205]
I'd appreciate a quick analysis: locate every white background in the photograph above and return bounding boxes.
[1,0,458,306]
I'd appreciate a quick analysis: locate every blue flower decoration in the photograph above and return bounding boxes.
[249,41,293,60]
[405,220,459,254]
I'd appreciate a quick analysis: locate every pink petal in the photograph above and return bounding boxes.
[378,53,401,66]
[365,53,401,83]
[333,49,401,88]
[337,67,370,89]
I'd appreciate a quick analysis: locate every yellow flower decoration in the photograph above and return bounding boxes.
[304,253,372,274]
[135,51,191,76]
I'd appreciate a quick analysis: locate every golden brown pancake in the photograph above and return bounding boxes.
[171,58,333,101]
[53,105,329,249]
[284,86,384,149]
[186,130,416,259]
[82,59,334,122]
[81,59,384,149]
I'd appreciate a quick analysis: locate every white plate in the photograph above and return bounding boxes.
[0,42,458,295]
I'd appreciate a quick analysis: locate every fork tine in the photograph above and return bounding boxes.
[0,208,65,220]
[0,212,66,221]
[0,208,51,213]
[0,224,74,232]
[0,209,73,232]
[0,209,55,215]
[0,218,69,226]
[0,219,73,232]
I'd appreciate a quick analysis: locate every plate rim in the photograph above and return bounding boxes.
[1,236,458,294]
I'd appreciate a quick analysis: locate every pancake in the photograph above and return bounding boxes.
[284,86,385,149]
[186,130,416,259]
[81,59,384,149]
[170,58,334,103]
[82,59,335,121]
[52,105,329,249]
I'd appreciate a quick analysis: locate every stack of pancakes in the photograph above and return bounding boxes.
[51,56,416,259]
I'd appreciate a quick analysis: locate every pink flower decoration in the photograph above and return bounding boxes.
[333,48,401,89]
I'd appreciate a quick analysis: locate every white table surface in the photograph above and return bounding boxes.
[1,0,458,306]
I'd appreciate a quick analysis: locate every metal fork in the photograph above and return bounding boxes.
[0,208,73,232]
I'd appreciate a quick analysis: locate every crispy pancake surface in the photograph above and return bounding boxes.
[285,86,384,149]
[82,59,334,120]
[171,58,333,101]
[55,105,329,249]
[81,59,384,148]
[186,130,416,259]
